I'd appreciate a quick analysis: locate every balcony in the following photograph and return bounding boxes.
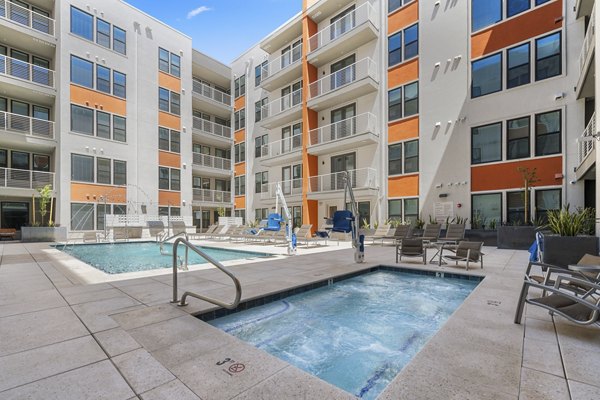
[192,189,232,207]
[192,80,232,118]
[260,43,303,91]
[576,113,596,181]
[307,2,379,67]
[308,112,378,155]
[259,88,303,129]
[0,1,55,42]
[0,54,55,103]
[192,117,232,146]
[0,167,54,192]
[1,110,55,145]
[259,134,302,166]
[577,7,595,99]
[192,153,232,178]
[307,168,378,200]
[307,58,378,111]
[259,179,303,202]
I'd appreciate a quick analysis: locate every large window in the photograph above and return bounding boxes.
[96,158,111,184]
[535,188,561,223]
[388,81,418,121]
[471,123,502,164]
[404,24,418,60]
[113,160,126,185]
[472,193,502,227]
[507,0,530,18]
[70,6,93,41]
[70,56,93,88]
[71,104,126,141]
[388,198,419,223]
[159,167,180,191]
[472,53,502,98]
[71,154,94,182]
[71,105,94,135]
[158,48,180,77]
[507,43,530,89]
[388,140,418,175]
[234,143,245,163]
[472,0,502,31]
[71,203,94,231]
[388,24,419,67]
[507,191,527,224]
[535,32,561,81]
[234,109,246,131]
[158,127,180,153]
[507,117,530,159]
[535,110,561,156]
[159,88,179,115]
[234,75,246,98]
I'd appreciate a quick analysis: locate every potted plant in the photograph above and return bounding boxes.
[21,185,67,242]
[540,206,598,268]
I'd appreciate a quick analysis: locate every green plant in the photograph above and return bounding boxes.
[362,218,370,230]
[545,205,595,236]
[217,206,226,217]
[415,216,425,230]
[452,216,468,225]
[471,211,484,230]
[37,184,52,227]
[373,221,379,229]
[488,219,497,230]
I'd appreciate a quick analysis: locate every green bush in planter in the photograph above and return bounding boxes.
[545,205,595,236]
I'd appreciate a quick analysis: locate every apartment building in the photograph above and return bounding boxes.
[232,0,587,231]
[0,0,233,235]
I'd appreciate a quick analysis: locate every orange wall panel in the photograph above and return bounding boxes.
[159,191,181,206]
[234,129,245,143]
[234,196,245,209]
[71,183,126,203]
[388,174,419,197]
[388,0,418,35]
[234,162,246,176]
[70,85,126,116]
[471,156,563,191]
[158,111,181,130]
[388,116,419,143]
[158,151,181,168]
[388,58,418,89]
[471,0,562,59]
[234,96,245,111]
[158,72,181,92]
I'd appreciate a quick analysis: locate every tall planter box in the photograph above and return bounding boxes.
[541,235,599,268]
[465,229,497,246]
[497,226,536,250]
[21,227,67,243]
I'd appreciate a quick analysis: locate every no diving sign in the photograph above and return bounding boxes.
[216,357,246,376]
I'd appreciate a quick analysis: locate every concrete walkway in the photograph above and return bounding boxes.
[0,242,598,399]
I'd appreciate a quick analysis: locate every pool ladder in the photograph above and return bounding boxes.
[171,237,242,309]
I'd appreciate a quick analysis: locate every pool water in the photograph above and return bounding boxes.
[57,242,270,274]
[210,270,478,399]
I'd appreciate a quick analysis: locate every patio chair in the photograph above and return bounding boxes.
[189,224,217,240]
[381,225,411,246]
[439,224,466,244]
[229,226,250,241]
[211,224,236,240]
[396,238,426,265]
[147,221,165,240]
[365,224,393,244]
[441,241,484,270]
[170,221,190,236]
[419,224,442,243]
[523,254,600,296]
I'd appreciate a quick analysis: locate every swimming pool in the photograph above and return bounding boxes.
[56,242,271,274]
[209,269,478,399]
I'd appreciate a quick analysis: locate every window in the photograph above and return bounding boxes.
[96,158,111,184]
[234,143,246,163]
[159,167,170,190]
[96,111,111,139]
[71,154,94,182]
[535,110,561,156]
[472,122,502,164]
[507,117,530,159]
[507,191,527,224]
[159,48,169,73]
[255,171,268,193]
[71,203,94,231]
[403,198,418,223]
[113,26,126,55]
[404,140,418,173]
[33,154,50,172]
[170,53,180,78]
[255,98,268,122]
[234,109,245,131]
[96,19,111,48]
[388,81,418,121]
[472,0,501,31]
[170,131,180,153]
[255,208,269,221]
[535,32,561,81]
[404,24,418,60]
[113,115,126,142]
[170,92,180,115]
[388,31,402,67]
[234,75,246,98]
[292,206,302,229]
[255,134,268,158]
[388,0,413,13]
[507,43,530,89]
[234,176,246,196]
[158,128,180,153]
[70,6,93,41]
[388,140,418,175]
[159,48,180,77]
[389,199,402,221]
[255,61,267,86]
[159,88,179,115]
[170,169,180,191]
[388,199,419,224]
[388,143,402,175]
[472,193,502,227]
[0,149,6,168]
[11,151,29,169]
[472,53,502,98]
[70,55,93,88]
[71,105,94,135]
[388,87,402,121]
[96,65,111,94]
[113,160,126,185]
[113,71,126,99]
[507,0,530,18]
[404,82,418,117]
[535,189,561,223]
[159,88,170,112]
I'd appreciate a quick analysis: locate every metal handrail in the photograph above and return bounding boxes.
[308,58,377,99]
[0,110,54,139]
[0,54,55,88]
[0,0,55,36]
[192,116,232,140]
[171,237,242,308]
[192,152,232,171]
[578,112,596,166]
[580,5,595,72]
[192,80,232,107]
[260,43,302,81]
[259,88,302,121]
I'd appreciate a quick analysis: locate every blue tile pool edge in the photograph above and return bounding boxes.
[195,265,483,322]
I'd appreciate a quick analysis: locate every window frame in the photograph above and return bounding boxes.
[535,109,561,156]
[471,122,503,165]
[471,52,503,98]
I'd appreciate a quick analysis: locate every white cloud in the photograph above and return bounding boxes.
[187,6,211,19]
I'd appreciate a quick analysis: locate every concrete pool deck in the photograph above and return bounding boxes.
[0,241,598,399]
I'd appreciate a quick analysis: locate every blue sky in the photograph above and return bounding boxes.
[126,0,301,64]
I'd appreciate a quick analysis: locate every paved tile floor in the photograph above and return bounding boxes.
[0,241,598,399]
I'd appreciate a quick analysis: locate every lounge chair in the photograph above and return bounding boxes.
[170,221,189,236]
[83,231,100,243]
[147,221,166,240]
[523,254,600,295]
[229,226,250,241]
[0,228,16,240]
[441,241,484,270]
[419,223,442,243]
[210,225,236,240]
[381,225,411,246]
[438,224,466,244]
[396,238,426,265]
[365,224,393,244]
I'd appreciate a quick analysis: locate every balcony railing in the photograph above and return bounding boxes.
[260,134,302,159]
[0,111,54,139]
[261,43,302,82]
[309,112,376,146]
[260,88,302,121]
[0,0,55,37]
[580,7,595,72]
[192,117,232,140]
[578,113,596,166]
[193,189,232,204]
[0,167,54,190]
[308,168,377,193]
[308,58,376,100]
[192,80,232,107]
[260,179,303,200]
[0,54,54,88]
[192,153,232,171]
[308,2,376,53]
